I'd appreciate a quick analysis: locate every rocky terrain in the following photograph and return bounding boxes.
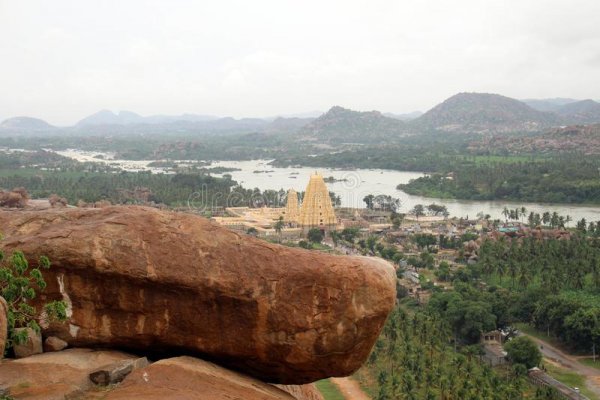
[0,205,396,398]
[415,92,560,133]
[469,124,600,155]
[297,106,409,144]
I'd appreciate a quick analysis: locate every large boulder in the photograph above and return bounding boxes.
[0,206,396,383]
[104,356,323,400]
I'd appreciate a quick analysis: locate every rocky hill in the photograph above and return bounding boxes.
[414,92,560,133]
[297,106,408,143]
[555,99,600,124]
[522,98,579,112]
[469,124,600,155]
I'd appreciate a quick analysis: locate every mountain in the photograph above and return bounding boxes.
[76,110,218,126]
[297,106,407,144]
[384,111,423,120]
[555,99,600,124]
[415,92,560,133]
[0,116,56,131]
[522,98,579,112]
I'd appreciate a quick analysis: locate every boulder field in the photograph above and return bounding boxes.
[0,206,395,384]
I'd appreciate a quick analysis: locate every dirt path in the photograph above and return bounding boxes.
[330,377,371,400]
[524,333,600,397]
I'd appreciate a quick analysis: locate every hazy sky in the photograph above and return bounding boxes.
[1,0,599,125]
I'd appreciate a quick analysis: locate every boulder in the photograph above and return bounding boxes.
[104,356,323,400]
[13,327,43,358]
[0,206,396,383]
[0,296,7,359]
[0,348,139,399]
[89,357,149,385]
[44,336,68,352]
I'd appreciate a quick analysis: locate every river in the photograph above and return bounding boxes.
[54,150,600,223]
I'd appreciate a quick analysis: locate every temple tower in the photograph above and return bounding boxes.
[284,189,300,223]
[298,172,337,230]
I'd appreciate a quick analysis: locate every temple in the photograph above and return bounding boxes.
[283,188,300,223]
[297,172,337,231]
[212,172,353,239]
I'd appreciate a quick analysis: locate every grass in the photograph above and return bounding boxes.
[315,379,345,400]
[545,363,598,400]
[513,322,571,352]
[580,358,600,371]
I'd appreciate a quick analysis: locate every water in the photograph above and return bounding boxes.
[51,150,600,223]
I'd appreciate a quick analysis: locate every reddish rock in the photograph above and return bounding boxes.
[0,206,396,384]
[0,348,139,399]
[13,327,43,358]
[104,356,323,400]
[44,336,68,352]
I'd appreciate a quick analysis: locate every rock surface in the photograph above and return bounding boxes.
[0,297,7,359]
[104,356,323,400]
[44,336,68,352]
[0,206,396,383]
[13,327,43,359]
[0,348,139,399]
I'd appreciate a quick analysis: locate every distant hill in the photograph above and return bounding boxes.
[555,100,600,124]
[0,116,56,131]
[522,98,579,112]
[415,92,559,133]
[76,110,218,126]
[384,111,423,121]
[264,117,314,134]
[297,106,407,143]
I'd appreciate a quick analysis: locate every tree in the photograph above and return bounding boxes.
[307,228,323,244]
[0,246,67,351]
[504,336,541,368]
[412,204,425,220]
[274,216,284,243]
[428,204,448,217]
[363,194,375,210]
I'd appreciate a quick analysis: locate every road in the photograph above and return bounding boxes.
[524,333,600,397]
[330,377,371,400]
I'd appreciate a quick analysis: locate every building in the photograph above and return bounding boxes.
[283,189,300,224]
[297,172,337,232]
[481,330,508,366]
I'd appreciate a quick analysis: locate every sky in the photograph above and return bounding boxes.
[1,0,599,126]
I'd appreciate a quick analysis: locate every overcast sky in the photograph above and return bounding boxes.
[1,0,599,125]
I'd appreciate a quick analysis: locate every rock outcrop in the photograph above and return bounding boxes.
[0,348,139,399]
[104,356,324,400]
[0,206,396,384]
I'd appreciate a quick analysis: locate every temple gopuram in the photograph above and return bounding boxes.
[212,172,340,238]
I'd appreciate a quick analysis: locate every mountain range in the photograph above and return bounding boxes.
[2,93,600,139]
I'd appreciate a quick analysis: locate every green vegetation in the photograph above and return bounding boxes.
[315,379,345,400]
[544,363,598,400]
[307,228,324,244]
[361,307,555,399]
[0,245,67,352]
[399,156,600,204]
[504,336,542,368]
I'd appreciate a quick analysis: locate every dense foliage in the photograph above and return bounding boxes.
[361,307,559,399]
[399,156,600,204]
